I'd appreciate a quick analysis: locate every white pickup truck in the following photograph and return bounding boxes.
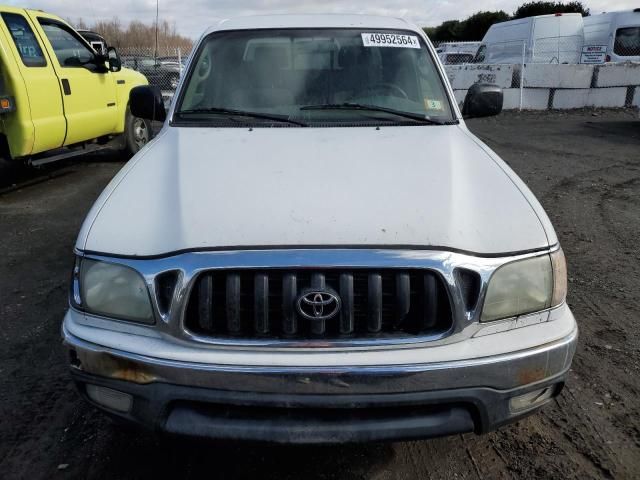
[63,14,577,443]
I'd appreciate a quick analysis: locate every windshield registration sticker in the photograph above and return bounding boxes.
[424,99,443,111]
[362,33,420,49]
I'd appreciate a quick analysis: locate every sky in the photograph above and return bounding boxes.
[8,0,638,38]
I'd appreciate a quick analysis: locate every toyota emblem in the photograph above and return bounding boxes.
[296,288,341,321]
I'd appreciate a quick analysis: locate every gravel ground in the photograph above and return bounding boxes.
[0,109,639,479]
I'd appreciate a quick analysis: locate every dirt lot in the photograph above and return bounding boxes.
[0,109,639,479]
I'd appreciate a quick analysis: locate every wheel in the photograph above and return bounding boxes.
[168,74,179,90]
[123,108,152,156]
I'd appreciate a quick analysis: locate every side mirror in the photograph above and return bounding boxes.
[130,85,166,122]
[107,47,122,73]
[462,84,503,118]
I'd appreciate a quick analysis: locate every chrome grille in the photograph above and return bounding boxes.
[184,269,453,341]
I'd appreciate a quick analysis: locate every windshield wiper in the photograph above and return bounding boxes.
[176,107,307,127]
[300,103,453,125]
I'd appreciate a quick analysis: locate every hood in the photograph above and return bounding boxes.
[78,125,555,257]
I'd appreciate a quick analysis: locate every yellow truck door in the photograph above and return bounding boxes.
[0,10,65,156]
[29,12,118,146]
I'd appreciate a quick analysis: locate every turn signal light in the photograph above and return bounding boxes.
[0,96,14,112]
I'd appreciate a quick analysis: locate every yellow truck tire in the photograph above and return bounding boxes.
[123,107,152,156]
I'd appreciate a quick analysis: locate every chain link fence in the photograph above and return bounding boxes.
[118,46,192,93]
[434,38,592,66]
[433,35,640,110]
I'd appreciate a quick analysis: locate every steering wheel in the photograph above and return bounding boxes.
[359,82,409,100]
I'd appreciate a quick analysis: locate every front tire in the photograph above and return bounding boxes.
[123,108,152,156]
[168,74,179,90]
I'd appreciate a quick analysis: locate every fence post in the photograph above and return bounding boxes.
[178,48,182,74]
[520,41,525,111]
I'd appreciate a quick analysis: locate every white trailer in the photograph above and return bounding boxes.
[475,13,584,64]
[584,9,640,63]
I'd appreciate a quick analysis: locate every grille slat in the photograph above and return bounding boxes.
[186,269,453,342]
[310,273,326,336]
[422,273,438,330]
[339,273,354,335]
[395,273,411,328]
[198,273,214,331]
[226,274,241,334]
[367,274,382,333]
[282,274,297,335]
[254,274,269,335]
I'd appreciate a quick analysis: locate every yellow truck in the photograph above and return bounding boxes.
[0,6,150,166]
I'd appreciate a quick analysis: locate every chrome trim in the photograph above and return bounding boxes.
[63,322,578,393]
[72,247,559,350]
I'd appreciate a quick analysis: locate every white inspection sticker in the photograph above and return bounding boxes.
[362,33,421,49]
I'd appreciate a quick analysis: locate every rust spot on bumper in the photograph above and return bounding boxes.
[517,367,546,385]
[74,349,157,384]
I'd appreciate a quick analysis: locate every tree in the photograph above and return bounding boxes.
[423,27,436,39]
[425,11,509,42]
[433,20,463,41]
[460,11,510,40]
[73,18,88,30]
[512,2,589,19]
[70,17,193,53]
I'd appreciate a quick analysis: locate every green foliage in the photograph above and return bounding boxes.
[462,11,511,40]
[513,2,589,19]
[426,11,509,42]
[423,27,436,38]
[433,20,463,41]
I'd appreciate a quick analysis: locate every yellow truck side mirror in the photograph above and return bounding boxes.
[107,47,122,73]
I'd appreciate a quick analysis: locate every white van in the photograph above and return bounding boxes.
[436,41,481,64]
[475,13,584,64]
[435,41,481,55]
[584,10,640,63]
[439,52,476,64]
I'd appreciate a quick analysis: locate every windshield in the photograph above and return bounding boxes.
[176,28,454,126]
[444,53,474,64]
[473,45,486,63]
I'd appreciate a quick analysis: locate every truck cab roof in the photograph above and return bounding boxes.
[205,14,419,35]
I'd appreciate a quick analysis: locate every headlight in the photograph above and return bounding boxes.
[77,259,154,324]
[481,249,567,322]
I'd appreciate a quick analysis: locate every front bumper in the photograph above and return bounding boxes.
[63,306,578,443]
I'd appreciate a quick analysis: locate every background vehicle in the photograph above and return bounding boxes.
[435,41,480,56]
[77,29,107,55]
[439,52,475,64]
[0,6,151,164]
[121,55,181,90]
[475,13,584,64]
[584,9,640,62]
[158,55,187,70]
